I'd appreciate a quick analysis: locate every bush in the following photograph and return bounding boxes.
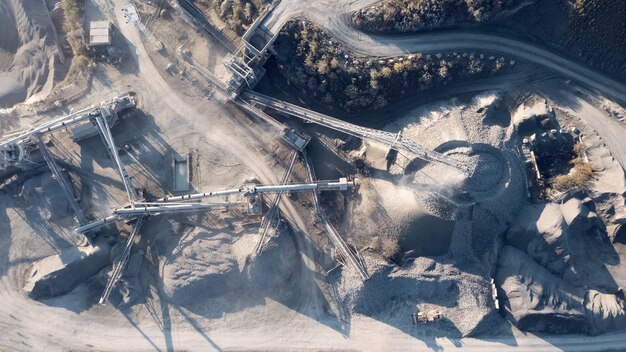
[369,236,401,259]
[568,0,626,74]
[196,0,270,35]
[551,143,594,191]
[381,236,400,259]
[273,20,509,113]
[60,0,85,55]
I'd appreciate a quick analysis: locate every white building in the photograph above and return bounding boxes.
[89,21,112,46]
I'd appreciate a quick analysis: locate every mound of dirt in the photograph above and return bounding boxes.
[162,223,298,306]
[20,172,76,226]
[506,203,576,278]
[162,230,243,305]
[496,245,626,335]
[506,197,619,290]
[348,177,454,257]
[0,0,59,107]
[26,243,111,300]
[496,245,591,334]
[336,254,503,337]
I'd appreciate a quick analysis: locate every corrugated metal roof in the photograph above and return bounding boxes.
[90,21,111,29]
[89,21,111,45]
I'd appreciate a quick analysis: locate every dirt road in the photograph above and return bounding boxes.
[2,0,626,351]
[261,0,626,104]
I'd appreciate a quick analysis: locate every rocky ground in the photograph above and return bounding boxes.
[1,0,626,350]
[0,0,61,107]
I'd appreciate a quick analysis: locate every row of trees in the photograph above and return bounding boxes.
[352,0,518,33]
[273,20,509,113]
[58,0,93,83]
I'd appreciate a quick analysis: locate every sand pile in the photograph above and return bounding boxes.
[161,222,297,306]
[26,242,110,300]
[384,93,526,269]
[506,203,577,278]
[497,198,626,334]
[496,245,592,334]
[19,172,79,229]
[580,125,626,241]
[0,0,59,107]
[348,177,454,257]
[335,254,503,337]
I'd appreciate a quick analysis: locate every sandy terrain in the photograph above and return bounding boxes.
[0,0,60,107]
[1,0,626,350]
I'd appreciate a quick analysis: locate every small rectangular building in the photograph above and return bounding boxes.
[89,21,112,46]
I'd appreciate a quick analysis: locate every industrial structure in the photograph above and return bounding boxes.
[76,177,357,235]
[222,1,281,93]
[5,0,479,307]
[88,21,112,47]
[242,91,472,174]
[0,94,136,230]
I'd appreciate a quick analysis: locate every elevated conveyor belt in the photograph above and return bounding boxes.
[94,113,138,203]
[99,216,144,304]
[254,150,298,255]
[242,91,471,173]
[0,107,95,149]
[303,150,369,281]
[34,135,87,225]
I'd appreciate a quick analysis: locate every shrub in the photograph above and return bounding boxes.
[273,20,509,113]
[551,143,594,191]
[197,0,271,35]
[381,236,400,259]
[60,0,85,55]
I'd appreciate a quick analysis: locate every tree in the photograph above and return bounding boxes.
[344,84,360,100]
[437,60,449,79]
[316,58,330,74]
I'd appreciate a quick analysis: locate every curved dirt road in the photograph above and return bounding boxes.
[2,0,626,351]
[262,0,626,104]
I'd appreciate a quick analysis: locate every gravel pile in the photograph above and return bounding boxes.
[333,92,529,337]
[161,222,298,306]
[333,253,505,337]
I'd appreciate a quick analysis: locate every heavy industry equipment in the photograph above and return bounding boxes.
[76,178,356,234]
[242,91,472,174]
[0,95,136,233]
[302,150,369,281]
[254,150,298,255]
[237,100,311,152]
[99,216,144,304]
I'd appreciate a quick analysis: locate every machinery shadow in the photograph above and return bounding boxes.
[111,109,177,197]
[0,186,13,277]
[138,209,350,339]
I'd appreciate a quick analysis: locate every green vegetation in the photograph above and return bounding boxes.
[60,0,85,55]
[195,0,270,35]
[551,142,593,192]
[352,0,520,33]
[273,20,509,113]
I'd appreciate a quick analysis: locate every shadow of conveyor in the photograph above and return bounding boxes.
[0,184,13,278]
[133,202,351,341]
